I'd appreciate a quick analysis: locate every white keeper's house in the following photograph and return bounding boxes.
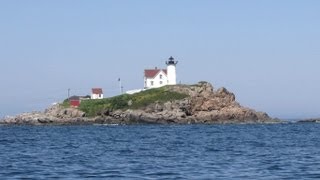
[91,88,104,99]
[144,56,178,89]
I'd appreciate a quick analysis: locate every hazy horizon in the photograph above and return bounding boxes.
[1,0,320,119]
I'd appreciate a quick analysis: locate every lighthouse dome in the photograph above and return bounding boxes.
[166,56,178,65]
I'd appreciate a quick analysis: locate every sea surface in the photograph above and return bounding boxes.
[0,123,320,179]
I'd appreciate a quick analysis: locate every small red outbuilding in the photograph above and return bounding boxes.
[69,96,80,107]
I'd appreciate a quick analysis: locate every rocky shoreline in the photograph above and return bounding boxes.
[1,82,280,125]
[296,118,320,123]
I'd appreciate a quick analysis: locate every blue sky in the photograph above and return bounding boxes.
[0,0,319,119]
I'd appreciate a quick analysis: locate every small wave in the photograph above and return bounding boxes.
[93,123,119,126]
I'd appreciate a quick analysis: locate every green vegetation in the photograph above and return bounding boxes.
[77,87,189,117]
[61,99,70,108]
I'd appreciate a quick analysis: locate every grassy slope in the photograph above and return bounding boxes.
[76,86,188,117]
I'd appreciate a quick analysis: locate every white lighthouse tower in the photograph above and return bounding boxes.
[166,56,178,85]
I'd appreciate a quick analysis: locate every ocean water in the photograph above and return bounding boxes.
[0,123,320,179]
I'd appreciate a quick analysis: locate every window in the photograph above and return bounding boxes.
[151,81,154,86]
[160,75,163,79]
[160,81,163,85]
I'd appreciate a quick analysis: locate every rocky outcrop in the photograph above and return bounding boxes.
[297,118,320,123]
[1,106,91,125]
[1,82,279,125]
[44,105,86,118]
[101,82,275,124]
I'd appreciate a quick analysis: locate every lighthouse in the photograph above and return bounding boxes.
[166,56,178,85]
[143,56,178,89]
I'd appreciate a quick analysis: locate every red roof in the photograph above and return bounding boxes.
[92,88,103,94]
[144,69,167,78]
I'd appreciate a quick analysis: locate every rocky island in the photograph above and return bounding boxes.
[1,82,279,125]
[297,118,320,123]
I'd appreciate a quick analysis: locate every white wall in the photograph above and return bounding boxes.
[144,71,168,89]
[167,64,177,85]
[126,89,144,95]
[91,94,103,99]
